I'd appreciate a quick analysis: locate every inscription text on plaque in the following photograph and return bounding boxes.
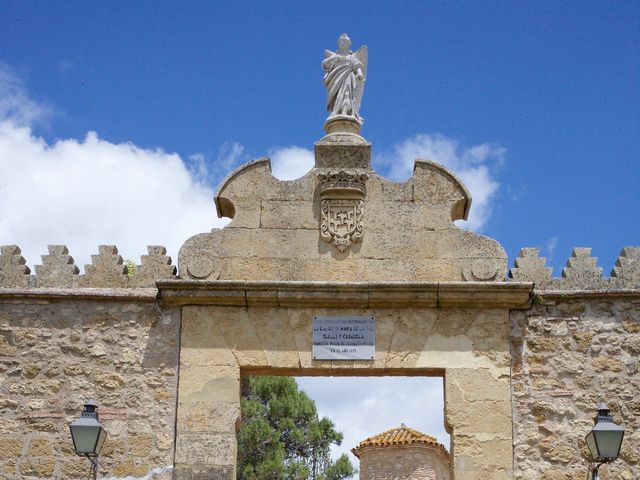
[312,316,375,360]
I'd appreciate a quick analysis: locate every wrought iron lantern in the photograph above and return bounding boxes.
[584,403,625,480]
[69,400,107,479]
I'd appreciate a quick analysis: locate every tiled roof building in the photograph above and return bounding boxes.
[353,424,450,480]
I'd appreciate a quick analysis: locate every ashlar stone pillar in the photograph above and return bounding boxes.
[445,369,513,479]
[173,307,240,479]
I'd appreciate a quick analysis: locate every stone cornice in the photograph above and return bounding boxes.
[535,289,640,300]
[5,284,636,307]
[156,280,534,309]
[0,287,158,303]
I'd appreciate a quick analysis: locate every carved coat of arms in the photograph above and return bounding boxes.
[318,170,368,252]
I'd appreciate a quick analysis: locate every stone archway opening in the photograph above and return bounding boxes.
[295,375,449,479]
[236,372,449,480]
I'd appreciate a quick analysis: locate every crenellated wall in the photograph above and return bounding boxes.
[1,240,639,480]
[0,244,181,479]
[0,243,639,479]
[1,243,638,290]
[508,247,640,290]
[0,244,177,289]
[505,248,640,480]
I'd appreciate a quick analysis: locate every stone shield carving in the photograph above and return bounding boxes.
[318,171,368,252]
[320,199,364,252]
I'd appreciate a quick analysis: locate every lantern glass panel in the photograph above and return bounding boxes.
[70,424,101,455]
[585,431,597,459]
[594,430,624,459]
[95,427,107,456]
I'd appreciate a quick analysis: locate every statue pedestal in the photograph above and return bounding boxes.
[316,115,370,169]
[324,115,362,135]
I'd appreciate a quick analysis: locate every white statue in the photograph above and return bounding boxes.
[322,33,368,126]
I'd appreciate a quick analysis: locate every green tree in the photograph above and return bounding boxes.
[237,376,355,480]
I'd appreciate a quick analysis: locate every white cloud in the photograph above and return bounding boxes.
[0,65,233,271]
[375,133,504,230]
[0,62,52,126]
[216,141,247,172]
[0,64,318,272]
[0,122,225,271]
[269,146,314,180]
[545,236,559,265]
[297,376,449,479]
[188,141,248,186]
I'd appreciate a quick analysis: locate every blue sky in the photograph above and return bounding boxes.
[0,1,638,475]
[1,1,637,273]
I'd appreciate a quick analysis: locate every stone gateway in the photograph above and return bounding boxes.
[0,35,638,480]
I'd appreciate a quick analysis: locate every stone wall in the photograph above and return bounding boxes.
[0,241,638,480]
[511,294,640,480]
[0,293,180,479]
[357,445,450,480]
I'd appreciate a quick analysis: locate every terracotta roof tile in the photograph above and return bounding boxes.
[351,424,449,459]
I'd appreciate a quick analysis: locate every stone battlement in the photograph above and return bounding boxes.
[0,244,176,289]
[508,246,640,291]
[1,243,638,291]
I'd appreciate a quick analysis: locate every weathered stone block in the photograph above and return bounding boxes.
[174,432,236,466]
[61,460,93,478]
[0,436,22,459]
[20,457,56,477]
[27,437,52,456]
[113,459,151,477]
[314,138,371,169]
[128,434,153,457]
[95,371,125,389]
[173,464,234,480]
[591,355,623,372]
[176,400,240,434]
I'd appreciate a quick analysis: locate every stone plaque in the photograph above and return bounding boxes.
[312,316,375,360]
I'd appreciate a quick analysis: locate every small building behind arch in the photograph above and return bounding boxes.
[352,424,451,480]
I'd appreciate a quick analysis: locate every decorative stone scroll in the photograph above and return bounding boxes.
[318,170,368,252]
[462,258,502,282]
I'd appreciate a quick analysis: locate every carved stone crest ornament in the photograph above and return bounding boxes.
[318,170,368,252]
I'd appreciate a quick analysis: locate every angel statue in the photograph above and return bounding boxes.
[322,33,368,125]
